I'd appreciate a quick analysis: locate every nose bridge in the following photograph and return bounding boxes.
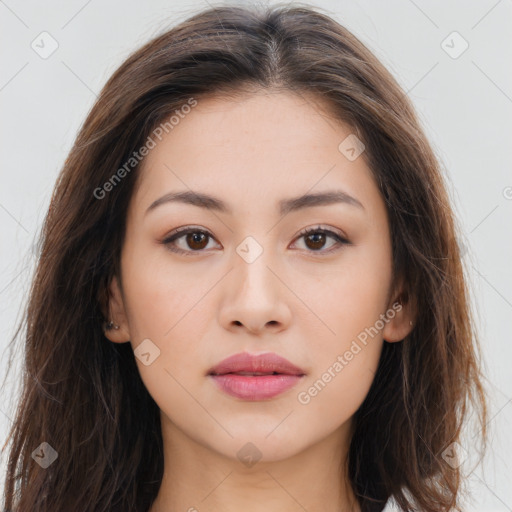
[232,234,277,300]
[219,233,291,333]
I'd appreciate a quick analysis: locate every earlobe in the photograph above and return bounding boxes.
[382,291,417,343]
[102,275,131,343]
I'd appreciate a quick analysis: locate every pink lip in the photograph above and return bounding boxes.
[207,352,306,401]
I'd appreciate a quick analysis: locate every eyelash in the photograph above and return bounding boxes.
[161,225,350,257]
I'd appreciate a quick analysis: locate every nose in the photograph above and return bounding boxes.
[218,247,292,335]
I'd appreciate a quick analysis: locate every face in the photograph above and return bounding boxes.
[105,90,414,463]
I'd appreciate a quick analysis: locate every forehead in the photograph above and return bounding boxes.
[131,90,383,220]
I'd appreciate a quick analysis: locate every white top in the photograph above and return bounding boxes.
[382,500,400,511]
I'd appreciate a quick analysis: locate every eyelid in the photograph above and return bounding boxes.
[161,224,351,256]
[161,226,220,256]
[290,225,351,255]
[294,225,350,244]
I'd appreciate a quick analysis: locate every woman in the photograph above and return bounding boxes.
[1,3,487,511]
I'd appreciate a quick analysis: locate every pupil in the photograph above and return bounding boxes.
[307,233,325,250]
[188,232,207,249]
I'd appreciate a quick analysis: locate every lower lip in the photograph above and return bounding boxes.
[209,374,304,400]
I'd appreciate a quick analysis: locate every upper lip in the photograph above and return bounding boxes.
[207,352,306,376]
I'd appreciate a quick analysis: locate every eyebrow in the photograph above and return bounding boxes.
[145,189,365,217]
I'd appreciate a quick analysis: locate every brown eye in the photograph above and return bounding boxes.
[304,232,327,251]
[185,232,209,250]
[293,226,350,254]
[162,225,350,257]
[162,227,219,256]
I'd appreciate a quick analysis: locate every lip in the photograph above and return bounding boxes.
[207,352,306,401]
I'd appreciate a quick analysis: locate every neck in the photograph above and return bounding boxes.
[149,414,360,512]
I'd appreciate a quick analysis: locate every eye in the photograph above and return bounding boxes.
[291,225,350,254]
[161,225,350,256]
[161,226,220,256]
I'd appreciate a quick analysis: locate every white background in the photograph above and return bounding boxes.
[1,0,511,510]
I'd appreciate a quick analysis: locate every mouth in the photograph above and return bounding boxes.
[207,351,306,376]
[209,371,295,376]
[207,352,306,400]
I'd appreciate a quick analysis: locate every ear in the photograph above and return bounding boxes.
[102,275,131,343]
[382,285,417,343]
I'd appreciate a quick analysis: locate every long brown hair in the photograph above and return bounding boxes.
[1,3,487,511]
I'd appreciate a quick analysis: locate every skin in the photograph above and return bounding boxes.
[104,89,415,512]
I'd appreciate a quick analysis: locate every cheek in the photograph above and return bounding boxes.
[295,344,381,441]
[124,275,213,431]
[120,247,216,401]
[301,246,392,343]
[298,243,391,404]
[295,259,390,431]
[121,243,212,340]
